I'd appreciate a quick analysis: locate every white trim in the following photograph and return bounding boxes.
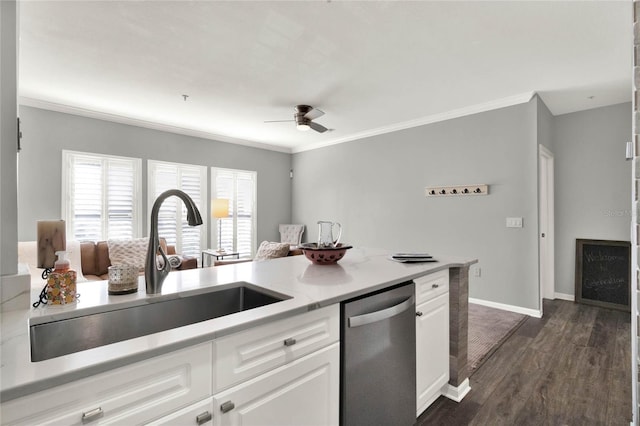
[553,292,575,302]
[441,379,471,403]
[292,91,536,153]
[469,297,542,318]
[538,144,555,316]
[19,97,292,154]
[20,93,535,155]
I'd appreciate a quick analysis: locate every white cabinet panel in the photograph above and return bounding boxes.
[213,305,339,392]
[415,270,449,305]
[416,292,450,416]
[212,343,339,426]
[2,344,212,426]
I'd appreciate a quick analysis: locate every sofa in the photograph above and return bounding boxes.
[210,241,302,267]
[80,239,197,281]
[18,239,197,286]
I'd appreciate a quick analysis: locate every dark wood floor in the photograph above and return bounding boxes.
[418,299,632,426]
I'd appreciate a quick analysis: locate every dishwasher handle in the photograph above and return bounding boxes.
[348,296,414,328]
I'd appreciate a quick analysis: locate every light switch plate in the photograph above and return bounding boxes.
[506,217,523,228]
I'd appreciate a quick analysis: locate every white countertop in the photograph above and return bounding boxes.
[0,247,476,402]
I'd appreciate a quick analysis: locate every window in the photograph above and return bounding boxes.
[148,160,207,258]
[62,151,142,241]
[212,168,257,258]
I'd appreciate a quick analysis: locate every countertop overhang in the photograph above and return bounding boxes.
[0,247,476,402]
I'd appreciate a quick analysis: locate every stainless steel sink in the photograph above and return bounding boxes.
[30,282,290,362]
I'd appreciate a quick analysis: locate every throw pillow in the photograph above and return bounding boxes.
[108,238,149,272]
[254,241,290,261]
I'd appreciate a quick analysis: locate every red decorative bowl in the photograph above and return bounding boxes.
[300,243,352,265]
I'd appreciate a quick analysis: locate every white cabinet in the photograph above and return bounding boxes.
[1,344,213,426]
[213,305,339,392]
[211,306,340,426]
[415,270,450,416]
[2,306,340,426]
[212,343,339,426]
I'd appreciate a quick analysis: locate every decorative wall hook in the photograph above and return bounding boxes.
[425,184,489,197]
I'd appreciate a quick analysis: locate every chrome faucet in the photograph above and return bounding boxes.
[146,189,203,294]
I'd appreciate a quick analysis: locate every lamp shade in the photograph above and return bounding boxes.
[212,199,230,219]
[37,220,66,269]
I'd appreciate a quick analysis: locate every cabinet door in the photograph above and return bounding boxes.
[212,342,339,426]
[146,398,214,426]
[416,292,450,416]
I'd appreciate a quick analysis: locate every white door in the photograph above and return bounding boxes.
[539,145,555,309]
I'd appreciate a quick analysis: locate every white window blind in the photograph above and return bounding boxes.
[212,168,257,258]
[148,160,207,258]
[62,151,141,242]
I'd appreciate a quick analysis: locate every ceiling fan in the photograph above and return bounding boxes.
[265,105,330,133]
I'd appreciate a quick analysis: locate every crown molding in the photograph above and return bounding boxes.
[291,91,536,154]
[19,92,535,156]
[18,97,293,154]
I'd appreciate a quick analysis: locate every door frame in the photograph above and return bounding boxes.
[538,144,555,313]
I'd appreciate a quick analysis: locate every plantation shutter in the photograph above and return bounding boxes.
[148,161,206,258]
[63,151,140,242]
[212,168,256,258]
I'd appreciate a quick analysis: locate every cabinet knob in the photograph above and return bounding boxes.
[284,338,297,347]
[81,407,104,424]
[220,400,235,413]
[416,311,423,317]
[432,283,439,288]
[196,411,212,425]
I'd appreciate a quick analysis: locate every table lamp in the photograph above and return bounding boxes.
[212,198,229,254]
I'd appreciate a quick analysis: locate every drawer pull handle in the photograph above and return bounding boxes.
[432,283,439,288]
[220,401,235,413]
[284,338,297,346]
[196,411,212,425]
[416,311,423,317]
[81,407,104,424]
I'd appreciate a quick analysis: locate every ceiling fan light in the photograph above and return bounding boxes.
[297,123,310,131]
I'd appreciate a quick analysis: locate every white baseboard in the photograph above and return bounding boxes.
[469,297,542,318]
[442,378,471,403]
[553,292,575,301]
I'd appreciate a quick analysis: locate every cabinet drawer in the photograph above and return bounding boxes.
[213,305,339,392]
[146,397,214,426]
[415,270,449,305]
[2,344,212,426]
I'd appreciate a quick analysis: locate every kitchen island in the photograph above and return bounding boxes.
[1,247,476,425]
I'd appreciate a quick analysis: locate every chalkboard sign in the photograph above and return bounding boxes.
[575,239,630,312]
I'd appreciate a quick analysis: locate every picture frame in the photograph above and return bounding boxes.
[575,238,630,312]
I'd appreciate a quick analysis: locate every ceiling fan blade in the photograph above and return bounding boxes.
[304,108,325,120]
[309,121,329,133]
[264,120,294,123]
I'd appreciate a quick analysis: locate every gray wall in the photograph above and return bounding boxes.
[293,99,541,310]
[537,97,555,153]
[554,102,631,296]
[1,0,18,276]
[17,106,292,248]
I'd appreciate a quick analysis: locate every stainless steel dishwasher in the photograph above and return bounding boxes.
[341,281,416,426]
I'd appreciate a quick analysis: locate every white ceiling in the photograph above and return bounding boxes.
[18,1,632,153]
